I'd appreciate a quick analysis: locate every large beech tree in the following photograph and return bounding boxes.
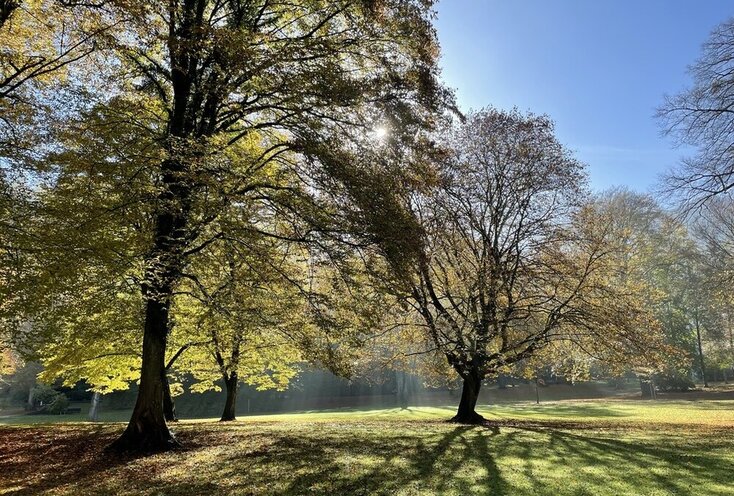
[377,108,667,423]
[411,108,588,423]
[8,0,448,452]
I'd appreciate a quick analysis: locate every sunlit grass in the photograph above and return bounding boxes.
[1,399,733,495]
[3,398,734,427]
[198,399,734,427]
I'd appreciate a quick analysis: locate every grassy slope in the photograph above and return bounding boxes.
[1,401,733,496]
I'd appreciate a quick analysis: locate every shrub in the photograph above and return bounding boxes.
[45,393,70,414]
[31,384,60,407]
[655,374,695,392]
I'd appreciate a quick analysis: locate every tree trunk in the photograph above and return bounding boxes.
[220,372,238,422]
[107,3,194,447]
[109,299,178,452]
[396,370,410,409]
[695,311,708,387]
[451,370,484,424]
[639,378,656,399]
[535,377,540,404]
[88,392,101,422]
[162,370,178,422]
[26,387,35,411]
[0,2,20,30]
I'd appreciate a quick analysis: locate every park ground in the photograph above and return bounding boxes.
[1,390,733,495]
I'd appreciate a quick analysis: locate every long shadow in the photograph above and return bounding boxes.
[461,425,508,495]
[3,420,733,495]
[490,423,734,495]
[276,423,511,496]
[273,422,731,495]
[482,403,632,419]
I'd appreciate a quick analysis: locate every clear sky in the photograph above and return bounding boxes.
[434,0,734,192]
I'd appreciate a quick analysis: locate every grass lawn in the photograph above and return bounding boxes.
[1,400,733,495]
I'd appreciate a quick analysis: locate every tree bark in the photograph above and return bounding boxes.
[451,370,484,424]
[0,1,19,30]
[26,387,35,411]
[162,370,178,422]
[88,392,101,422]
[220,372,238,422]
[109,298,179,452]
[108,0,196,451]
[639,378,656,399]
[535,377,540,405]
[695,311,708,387]
[396,370,410,410]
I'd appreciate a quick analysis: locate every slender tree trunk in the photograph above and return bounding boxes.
[695,311,708,387]
[109,298,179,452]
[220,372,238,422]
[650,377,657,399]
[396,370,409,409]
[535,377,540,404]
[162,370,178,422]
[26,387,35,411]
[88,392,101,422]
[451,370,484,424]
[161,342,196,422]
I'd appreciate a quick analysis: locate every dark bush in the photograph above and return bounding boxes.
[32,384,60,406]
[655,374,695,392]
[45,393,70,414]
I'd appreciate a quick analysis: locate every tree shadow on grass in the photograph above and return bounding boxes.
[482,403,632,419]
[498,423,734,495]
[2,421,733,495]
[266,424,509,496]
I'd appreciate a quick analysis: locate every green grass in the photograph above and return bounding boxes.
[0,407,131,425]
[1,400,733,495]
[4,398,733,426]
[241,399,734,426]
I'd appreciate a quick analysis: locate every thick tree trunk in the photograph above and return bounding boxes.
[107,2,195,448]
[109,299,179,452]
[162,370,178,422]
[451,371,484,424]
[88,392,101,422]
[220,373,238,422]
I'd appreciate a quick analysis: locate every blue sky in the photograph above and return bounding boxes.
[434,0,734,192]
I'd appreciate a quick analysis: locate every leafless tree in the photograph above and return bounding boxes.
[658,18,734,212]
